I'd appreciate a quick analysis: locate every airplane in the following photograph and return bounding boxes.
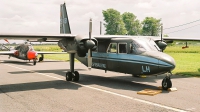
[0,41,66,65]
[0,3,200,90]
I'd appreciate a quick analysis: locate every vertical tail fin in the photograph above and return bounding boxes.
[60,3,71,34]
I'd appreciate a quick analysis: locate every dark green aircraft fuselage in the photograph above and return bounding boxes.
[75,37,175,76]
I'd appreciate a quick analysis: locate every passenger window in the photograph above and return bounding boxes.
[119,43,127,53]
[107,43,117,53]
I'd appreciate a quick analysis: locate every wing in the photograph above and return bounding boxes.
[0,34,76,42]
[36,51,67,54]
[163,37,200,41]
[148,36,200,41]
[0,51,15,55]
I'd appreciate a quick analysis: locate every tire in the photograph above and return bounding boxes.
[72,71,79,82]
[33,61,36,65]
[162,77,172,90]
[132,74,140,77]
[66,72,72,81]
[39,57,43,62]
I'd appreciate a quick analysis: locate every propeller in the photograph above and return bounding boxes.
[87,18,94,70]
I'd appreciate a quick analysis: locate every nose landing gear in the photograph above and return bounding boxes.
[162,72,172,90]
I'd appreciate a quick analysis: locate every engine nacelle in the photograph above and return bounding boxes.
[58,35,98,57]
[156,41,167,51]
[75,35,98,57]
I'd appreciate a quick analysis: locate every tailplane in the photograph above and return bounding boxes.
[1,44,11,51]
[60,3,71,34]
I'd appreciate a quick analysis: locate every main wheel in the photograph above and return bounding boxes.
[162,77,172,90]
[66,72,72,81]
[132,74,140,77]
[39,57,43,62]
[72,71,79,82]
[33,61,36,65]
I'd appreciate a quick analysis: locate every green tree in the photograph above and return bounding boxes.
[141,17,162,36]
[102,8,127,35]
[122,12,141,35]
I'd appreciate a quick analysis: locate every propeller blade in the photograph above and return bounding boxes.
[89,18,92,40]
[88,18,93,70]
[88,49,92,70]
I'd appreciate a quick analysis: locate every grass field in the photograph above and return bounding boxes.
[164,45,200,77]
[33,45,74,61]
[33,44,200,77]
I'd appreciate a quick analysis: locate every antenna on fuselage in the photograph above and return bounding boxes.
[100,21,102,35]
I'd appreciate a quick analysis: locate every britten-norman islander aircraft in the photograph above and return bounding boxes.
[0,40,66,65]
[0,3,200,90]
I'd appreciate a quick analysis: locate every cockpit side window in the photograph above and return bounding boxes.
[107,43,117,53]
[130,40,146,54]
[130,41,139,54]
[118,43,127,53]
[132,39,160,53]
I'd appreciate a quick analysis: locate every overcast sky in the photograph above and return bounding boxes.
[0,0,200,41]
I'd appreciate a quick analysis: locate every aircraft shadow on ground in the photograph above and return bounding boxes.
[76,73,189,92]
[3,68,191,94]
[1,60,63,66]
[8,69,86,76]
[0,80,81,94]
[1,60,33,66]
[0,75,160,94]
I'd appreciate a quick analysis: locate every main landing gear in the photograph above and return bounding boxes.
[162,72,172,90]
[66,53,80,82]
[33,59,37,65]
[38,54,44,62]
[66,71,79,81]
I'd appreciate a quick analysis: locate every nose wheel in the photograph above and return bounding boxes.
[162,72,172,90]
[66,71,79,82]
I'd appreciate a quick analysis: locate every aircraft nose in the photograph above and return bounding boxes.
[159,53,176,71]
[27,51,37,60]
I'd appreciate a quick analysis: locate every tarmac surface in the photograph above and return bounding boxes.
[0,55,200,112]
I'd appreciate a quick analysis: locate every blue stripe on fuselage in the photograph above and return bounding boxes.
[91,52,172,67]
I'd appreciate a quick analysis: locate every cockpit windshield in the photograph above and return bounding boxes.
[131,38,160,54]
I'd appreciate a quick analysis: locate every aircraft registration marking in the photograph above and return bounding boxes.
[92,62,106,68]
[60,18,68,24]
[142,66,150,73]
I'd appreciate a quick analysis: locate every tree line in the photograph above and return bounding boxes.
[102,8,162,36]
